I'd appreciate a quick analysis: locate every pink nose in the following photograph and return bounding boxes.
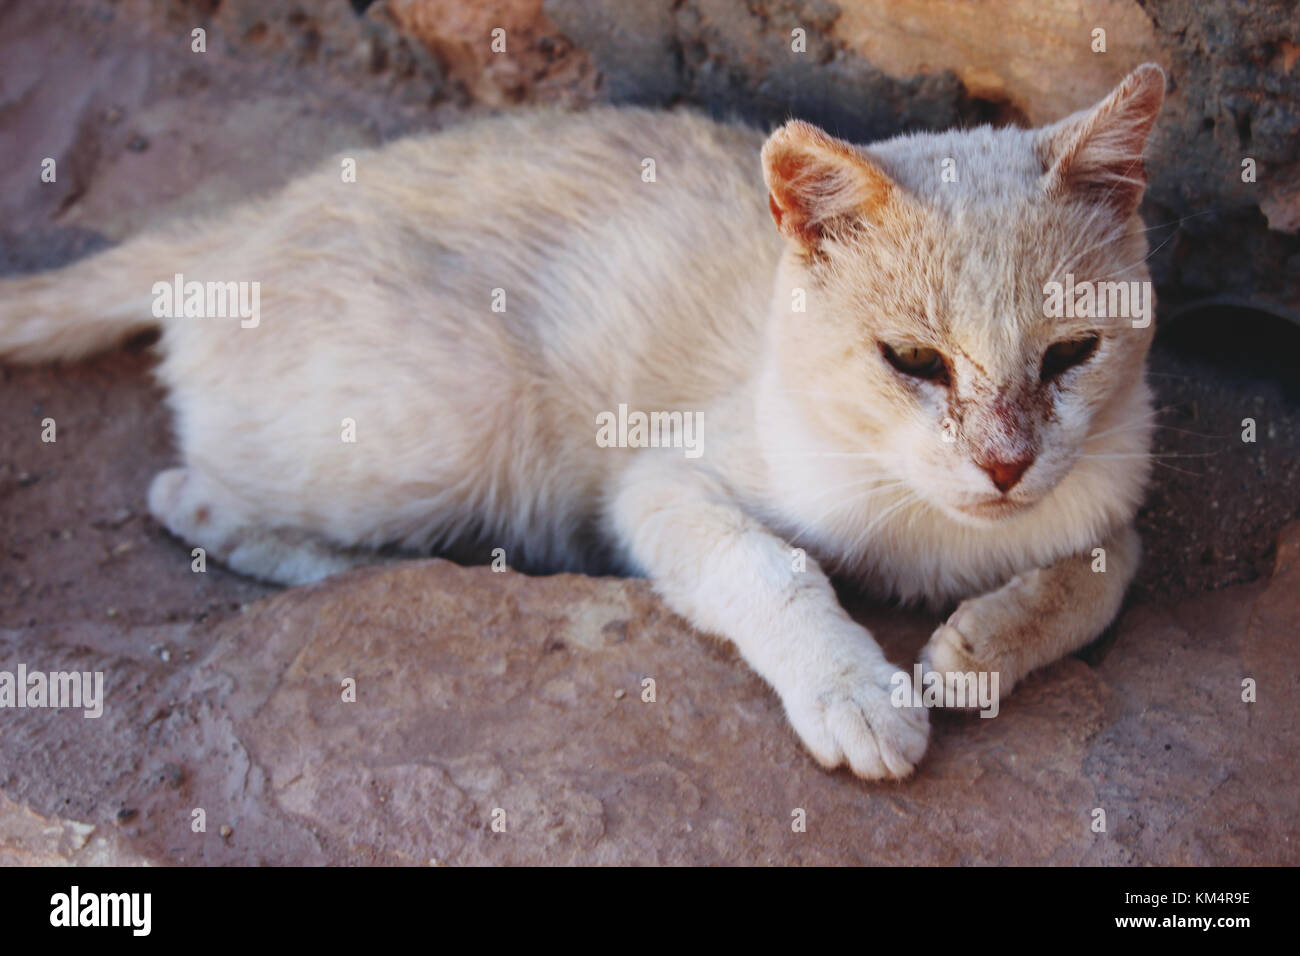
[980,456,1034,494]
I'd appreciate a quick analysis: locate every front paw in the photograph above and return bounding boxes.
[782,655,930,780]
[919,591,1026,705]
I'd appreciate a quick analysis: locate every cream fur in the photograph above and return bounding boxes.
[0,64,1167,780]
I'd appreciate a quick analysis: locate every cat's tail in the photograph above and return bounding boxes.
[0,235,170,364]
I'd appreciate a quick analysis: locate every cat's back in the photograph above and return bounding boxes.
[214,107,781,407]
[324,107,780,403]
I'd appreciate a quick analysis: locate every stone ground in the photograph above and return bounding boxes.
[1,1,1298,864]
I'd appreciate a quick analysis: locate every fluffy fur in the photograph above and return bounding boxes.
[0,64,1166,780]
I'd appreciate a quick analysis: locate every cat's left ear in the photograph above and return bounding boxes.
[1038,63,1165,217]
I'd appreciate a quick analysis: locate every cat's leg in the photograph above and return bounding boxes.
[147,467,386,586]
[920,523,1140,700]
[610,454,929,780]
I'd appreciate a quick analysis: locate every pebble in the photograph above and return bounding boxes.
[219,824,233,839]
[161,763,186,789]
[613,688,625,699]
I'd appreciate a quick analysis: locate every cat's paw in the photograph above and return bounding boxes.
[919,582,1035,705]
[783,656,930,780]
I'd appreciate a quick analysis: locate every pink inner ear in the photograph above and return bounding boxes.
[764,141,894,247]
[768,193,785,228]
[1044,67,1164,214]
[767,151,822,242]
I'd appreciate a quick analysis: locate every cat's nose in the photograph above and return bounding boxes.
[980,455,1034,494]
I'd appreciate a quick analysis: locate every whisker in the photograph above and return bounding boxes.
[1150,424,1230,440]
[1055,222,1126,276]
[786,489,878,550]
[1060,211,1221,274]
[843,491,922,559]
[1053,207,1232,284]
[786,480,910,548]
[763,450,902,460]
[817,452,905,459]
[1148,460,1207,477]
[1087,415,1228,444]
[1091,229,1178,283]
[1079,451,1220,459]
[1084,403,1193,442]
[1085,414,1164,443]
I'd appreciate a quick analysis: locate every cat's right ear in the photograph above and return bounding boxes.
[761,120,896,250]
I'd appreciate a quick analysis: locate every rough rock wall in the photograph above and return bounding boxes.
[406,0,1300,318]
[17,0,1295,314]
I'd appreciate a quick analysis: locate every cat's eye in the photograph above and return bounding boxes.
[881,343,948,383]
[1040,334,1100,381]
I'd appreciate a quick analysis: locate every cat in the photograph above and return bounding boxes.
[0,63,1165,780]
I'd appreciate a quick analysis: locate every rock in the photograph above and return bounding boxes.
[386,0,595,107]
[0,792,151,866]
[2,525,1298,864]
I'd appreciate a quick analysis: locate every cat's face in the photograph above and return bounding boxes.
[762,65,1164,526]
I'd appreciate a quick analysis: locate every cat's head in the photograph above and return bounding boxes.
[761,64,1165,526]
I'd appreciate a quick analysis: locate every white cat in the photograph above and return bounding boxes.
[0,64,1166,779]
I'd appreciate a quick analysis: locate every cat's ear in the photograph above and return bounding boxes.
[762,120,897,249]
[1039,63,1165,216]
